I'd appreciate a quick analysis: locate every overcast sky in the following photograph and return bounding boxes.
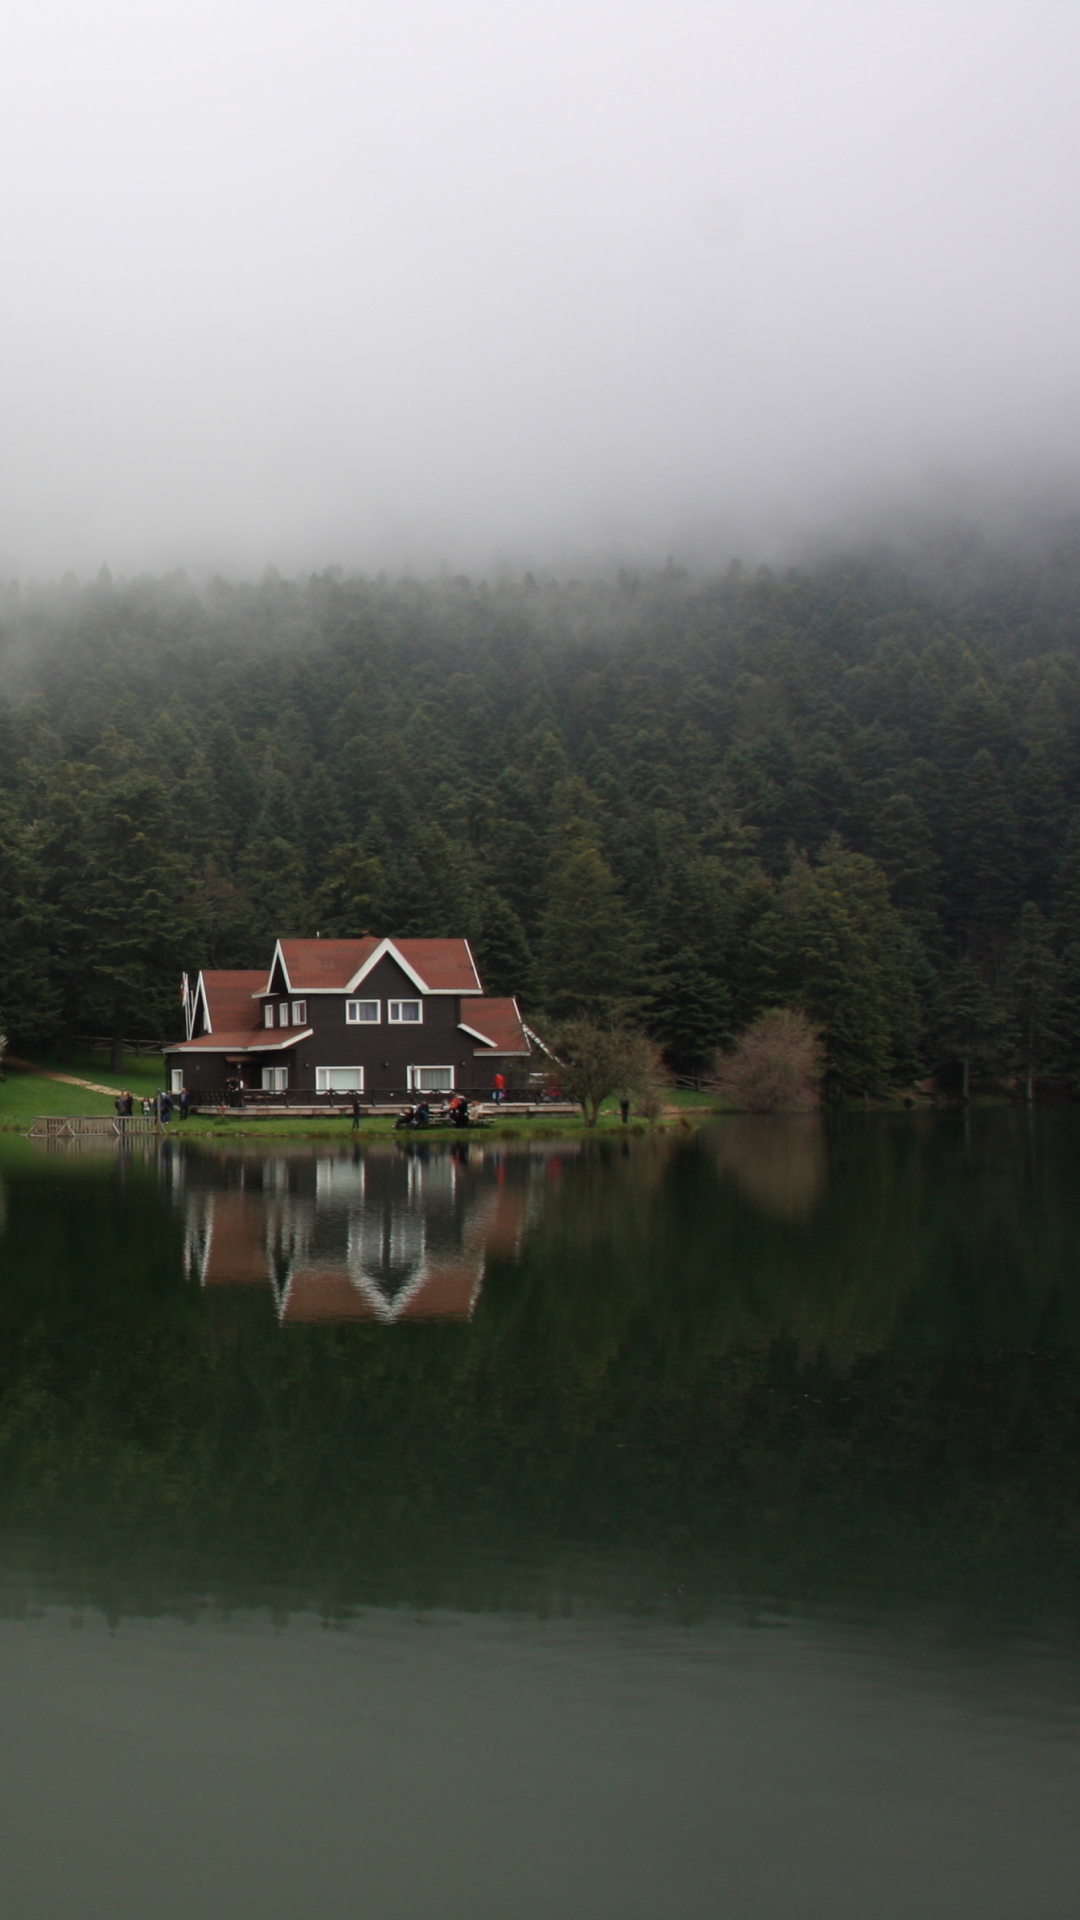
[1,0,1078,577]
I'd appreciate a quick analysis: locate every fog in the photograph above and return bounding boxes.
[2,0,1079,578]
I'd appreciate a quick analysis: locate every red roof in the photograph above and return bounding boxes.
[274,937,482,994]
[394,940,482,993]
[458,996,530,1054]
[201,970,265,1035]
[275,939,379,991]
[174,1028,310,1054]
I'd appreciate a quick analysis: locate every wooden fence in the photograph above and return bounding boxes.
[27,1115,166,1139]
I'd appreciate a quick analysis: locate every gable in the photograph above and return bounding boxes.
[352,951,434,999]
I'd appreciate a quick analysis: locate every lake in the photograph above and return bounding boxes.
[0,1113,1079,1916]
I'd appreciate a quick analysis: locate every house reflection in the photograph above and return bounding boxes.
[179,1143,539,1324]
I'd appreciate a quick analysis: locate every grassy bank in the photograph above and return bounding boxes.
[0,1056,720,1138]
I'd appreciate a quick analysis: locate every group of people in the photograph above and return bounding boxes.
[114,1088,191,1123]
[393,1094,473,1131]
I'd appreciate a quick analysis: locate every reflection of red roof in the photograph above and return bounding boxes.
[463,1184,528,1257]
[401,1263,480,1319]
[282,1271,377,1322]
[459,997,531,1055]
[280,1260,481,1324]
[202,971,265,1034]
[274,937,482,994]
[201,1192,270,1285]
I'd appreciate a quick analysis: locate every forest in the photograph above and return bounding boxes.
[2,528,1080,1092]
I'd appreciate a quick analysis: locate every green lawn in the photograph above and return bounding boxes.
[29,1050,166,1092]
[0,1050,166,1131]
[0,1050,718,1137]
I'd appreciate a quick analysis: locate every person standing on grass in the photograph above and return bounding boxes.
[179,1087,191,1121]
[350,1096,362,1131]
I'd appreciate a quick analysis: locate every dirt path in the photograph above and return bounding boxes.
[4,1057,121,1096]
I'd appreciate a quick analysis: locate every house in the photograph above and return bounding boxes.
[163,935,532,1102]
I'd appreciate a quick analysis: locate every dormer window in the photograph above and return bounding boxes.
[388,999,422,1024]
[278,1003,289,1027]
[291,1001,306,1025]
[263,1004,275,1028]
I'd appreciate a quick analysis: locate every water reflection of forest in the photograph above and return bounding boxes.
[6,1115,1080,1619]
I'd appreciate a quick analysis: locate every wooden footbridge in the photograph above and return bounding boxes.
[27,1115,166,1140]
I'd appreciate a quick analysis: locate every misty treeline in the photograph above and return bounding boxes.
[4,537,1080,1089]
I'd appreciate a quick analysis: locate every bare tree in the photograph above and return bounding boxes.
[536,1019,667,1126]
[710,1008,825,1112]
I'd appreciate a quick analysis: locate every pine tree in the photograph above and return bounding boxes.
[540,840,642,1023]
[755,844,919,1089]
[932,959,1010,1098]
[948,749,1022,961]
[474,894,539,1004]
[1006,903,1064,1099]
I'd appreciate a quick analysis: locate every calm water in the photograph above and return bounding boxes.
[1,1113,1079,1916]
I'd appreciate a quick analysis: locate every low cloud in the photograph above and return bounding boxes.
[0,0,1077,578]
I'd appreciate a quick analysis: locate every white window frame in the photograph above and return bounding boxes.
[263,1004,275,1028]
[170,1068,184,1094]
[291,1000,306,1025]
[346,999,380,1024]
[278,1002,290,1027]
[261,1066,289,1091]
[315,1066,365,1093]
[389,999,423,1024]
[407,1065,454,1093]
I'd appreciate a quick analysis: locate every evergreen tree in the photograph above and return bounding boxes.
[474,894,539,1004]
[948,749,1022,961]
[756,845,919,1089]
[1006,903,1065,1099]
[540,840,642,1023]
[310,844,387,939]
[932,959,1010,1098]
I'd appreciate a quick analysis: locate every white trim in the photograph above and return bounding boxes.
[263,1004,275,1028]
[262,939,292,996]
[291,1000,306,1025]
[315,1065,366,1093]
[345,998,381,1024]
[168,1028,314,1055]
[522,1023,554,1058]
[193,972,213,1035]
[262,1065,289,1092]
[388,998,423,1024]
[407,1065,455,1093]
[458,1020,497,1047]
[345,936,428,995]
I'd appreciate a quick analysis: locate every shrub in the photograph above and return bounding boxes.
[710,1008,825,1112]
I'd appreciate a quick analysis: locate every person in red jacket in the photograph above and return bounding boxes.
[492,1071,506,1104]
